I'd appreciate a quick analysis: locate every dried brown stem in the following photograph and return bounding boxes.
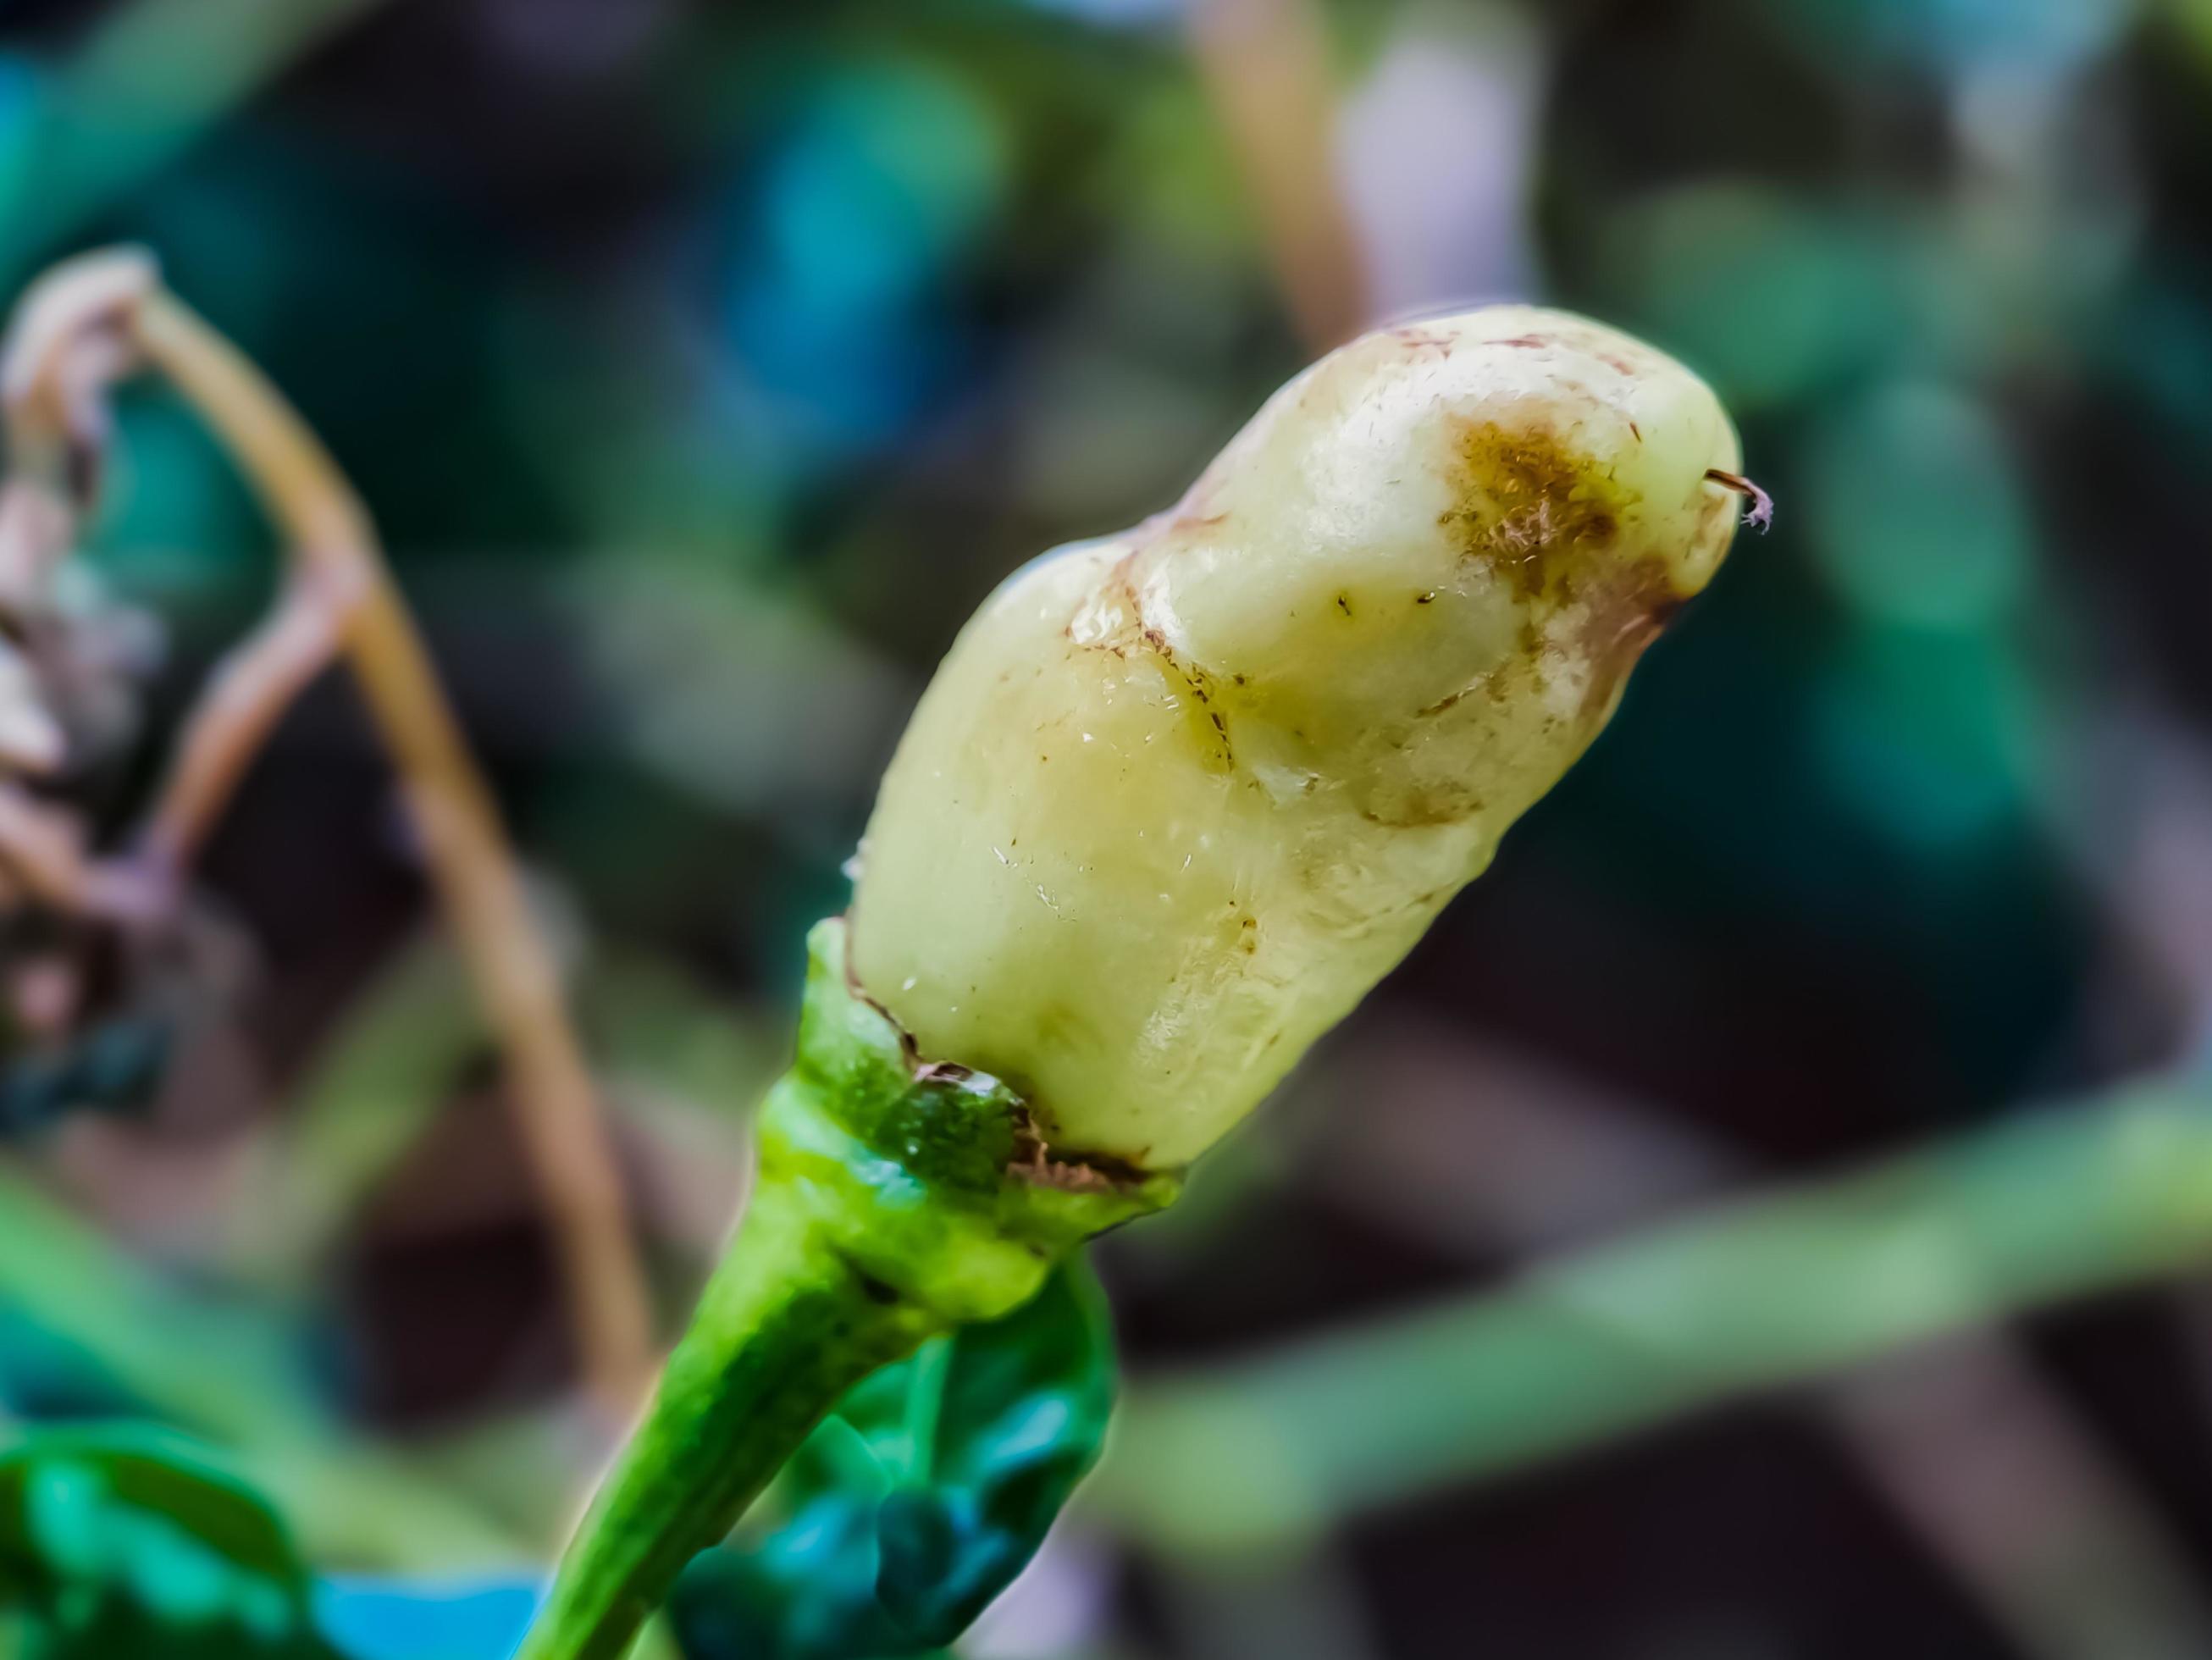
[1705,467,1775,533]
[0,249,157,604]
[135,562,366,881]
[134,289,653,1407]
[0,252,653,1408]
[0,784,97,910]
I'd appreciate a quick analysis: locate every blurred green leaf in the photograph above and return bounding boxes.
[669,1257,1114,1660]
[0,0,389,286]
[1801,381,2035,631]
[0,1424,331,1658]
[1810,625,2043,853]
[1605,185,1919,412]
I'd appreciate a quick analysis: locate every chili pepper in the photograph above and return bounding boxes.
[521,307,1754,1660]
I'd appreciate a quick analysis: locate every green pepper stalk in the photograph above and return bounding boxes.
[519,923,1173,1660]
[519,307,1754,1660]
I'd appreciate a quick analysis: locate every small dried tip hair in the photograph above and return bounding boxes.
[1704,468,1774,534]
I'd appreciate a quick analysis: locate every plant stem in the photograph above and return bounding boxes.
[517,920,1175,1660]
[125,286,655,1410]
[1307,1033,2212,1660]
[1098,1074,2212,1552]
[517,1171,935,1660]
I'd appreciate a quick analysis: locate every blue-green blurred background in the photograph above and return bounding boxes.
[6,0,2212,1655]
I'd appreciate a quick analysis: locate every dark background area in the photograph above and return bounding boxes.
[4,0,2212,1656]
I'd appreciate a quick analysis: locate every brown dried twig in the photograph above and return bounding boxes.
[0,249,655,1408]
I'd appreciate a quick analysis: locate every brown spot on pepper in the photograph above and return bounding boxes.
[1440,416,1640,600]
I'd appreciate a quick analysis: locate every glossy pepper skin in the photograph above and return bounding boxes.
[852,306,1745,1171]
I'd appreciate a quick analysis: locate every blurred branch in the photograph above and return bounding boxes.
[135,558,366,877]
[131,276,655,1410]
[1187,0,1368,348]
[1100,1071,2212,1555]
[1831,1337,2212,1660]
[0,250,655,1411]
[0,0,393,285]
[1300,1031,2212,1660]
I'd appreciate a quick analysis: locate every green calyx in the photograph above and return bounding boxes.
[764,917,1179,1324]
[518,919,1175,1660]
